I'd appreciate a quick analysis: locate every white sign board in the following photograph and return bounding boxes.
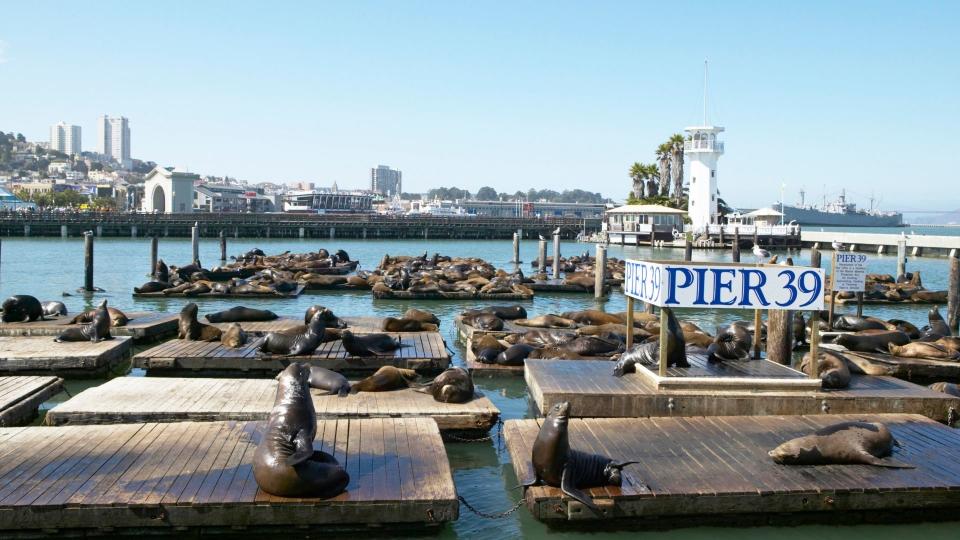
[624,260,825,310]
[831,252,868,292]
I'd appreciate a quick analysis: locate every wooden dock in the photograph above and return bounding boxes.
[631,354,822,392]
[133,284,305,299]
[45,376,499,433]
[506,413,960,525]
[454,315,562,342]
[133,332,450,374]
[840,350,960,383]
[464,340,608,376]
[0,418,458,536]
[208,316,427,334]
[0,312,179,342]
[0,337,132,377]
[0,376,63,426]
[527,279,606,294]
[373,290,533,300]
[525,359,960,422]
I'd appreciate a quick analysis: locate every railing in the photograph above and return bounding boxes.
[695,224,800,236]
[683,140,724,153]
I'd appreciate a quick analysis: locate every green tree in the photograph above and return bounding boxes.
[656,142,672,196]
[629,162,646,199]
[474,186,498,200]
[668,133,686,203]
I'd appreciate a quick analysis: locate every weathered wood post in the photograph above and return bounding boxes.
[538,238,547,273]
[625,297,635,351]
[83,231,94,292]
[594,244,607,300]
[649,230,656,248]
[766,259,794,365]
[684,237,692,262]
[856,292,864,318]
[732,229,741,263]
[718,226,724,246]
[809,310,821,379]
[150,236,158,279]
[752,308,763,360]
[949,253,960,333]
[810,243,821,268]
[191,222,200,265]
[896,239,907,281]
[552,233,561,280]
[219,231,227,261]
[512,232,520,264]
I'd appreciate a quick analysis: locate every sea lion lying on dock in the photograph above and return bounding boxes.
[220,323,247,348]
[381,317,438,332]
[351,366,419,393]
[461,312,504,331]
[613,307,688,376]
[177,303,222,342]
[524,401,640,514]
[134,281,170,294]
[928,382,960,397]
[253,363,350,498]
[414,367,474,403]
[888,341,960,359]
[403,308,440,324]
[831,315,888,332]
[833,330,910,353]
[340,330,405,356]
[769,421,913,468]
[55,299,112,343]
[799,349,852,389]
[497,343,537,366]
[514,315,578,329]
[515,329,575,348]
[1,295,45,323]
[41,301,67,317]
[306,366,351,397]
[576,323,650,342]
[205,306,278,323]
[469,305,526,320]
[706,324,753,363]
[561,310,622,326]
[70,306,129,327]
[471,334,507,363]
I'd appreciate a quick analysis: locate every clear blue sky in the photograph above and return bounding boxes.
[1,1,957,210]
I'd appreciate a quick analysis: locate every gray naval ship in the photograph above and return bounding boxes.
[778,191,903,227]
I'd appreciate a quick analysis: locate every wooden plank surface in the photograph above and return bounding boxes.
[525,359,960,422]
[133,332,450,374]
[506,413,960,524]
[0,376,63,426]
[207,316,424,334]
[0,418,457,535]
[45,376,499,432]
[0,312,179,341]
[0,337,132,377]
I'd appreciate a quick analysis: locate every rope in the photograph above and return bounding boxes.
[457,495,526,519]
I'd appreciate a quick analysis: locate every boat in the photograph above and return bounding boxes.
[406,200,477,217]
[775,190,903,227]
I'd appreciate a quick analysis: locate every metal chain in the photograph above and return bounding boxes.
[444,419,504,451]
[458,495,525,519]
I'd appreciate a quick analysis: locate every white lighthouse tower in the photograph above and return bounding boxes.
[684,61,724,232]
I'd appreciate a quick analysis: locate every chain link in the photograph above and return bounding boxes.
[458,495,526,519]
[444,419,504,452]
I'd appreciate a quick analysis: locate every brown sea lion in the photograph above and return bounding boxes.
[928,382,960,397]
[1,295,45,323]
[523,402,640,514]
[414,367,474,403]
[346,275,369,287]
[461,312,504,331]
[683,330,715,349]
[518,329,575,348]
[381,317,438,332]
[562,276,595,290]
[769,421,913,468]
[514,315,578,329]
[561,310,622,326]
[799,349,851,389]
[402,308,440,324]
[471,334,507,354]
[612,311,659,326]
[562,335,624,356]
[834,330,910,353]
[340,330,406,356]
[221,323,247,348]
[177,303,223,341]
[69,307,129,327]
[613,307,688,376]
[350,366,419,393]
[253,363,350,497]
[258,312,326,356]
[55,299,112,343]
[912,291,948,303]
[706,324,752,363]
[928,305,952,337]
[304,305,347,328]
[933,336,960,353]
[576,323,650,341]
[888,341,960,359]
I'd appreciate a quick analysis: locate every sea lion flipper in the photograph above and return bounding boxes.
[560,464,600,514]
[285,429,314,466]
[861,452,915,468]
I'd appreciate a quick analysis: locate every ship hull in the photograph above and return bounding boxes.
[780,205,903,227]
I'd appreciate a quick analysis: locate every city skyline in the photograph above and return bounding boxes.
[1,2,958,210]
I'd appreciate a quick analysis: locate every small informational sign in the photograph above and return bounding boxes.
[624,260,825,310]
[831,252,868,292]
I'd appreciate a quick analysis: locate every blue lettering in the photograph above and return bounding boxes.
[739,269,770,307]
[665,267,694,305]
[710,269,737,306]
[693,268,709,305]
[639,264,648,300]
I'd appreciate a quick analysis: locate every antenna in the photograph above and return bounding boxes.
[703,60,708,125]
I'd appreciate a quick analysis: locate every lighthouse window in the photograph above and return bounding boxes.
[711,170,715,178]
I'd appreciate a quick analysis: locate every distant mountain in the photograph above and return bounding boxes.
[911,209,960,225]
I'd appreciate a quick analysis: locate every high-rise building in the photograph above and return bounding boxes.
[97,115,131,168]
[49,122,81,155]
[370,165,402,196]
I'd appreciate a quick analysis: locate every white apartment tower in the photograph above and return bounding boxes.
[370,165,402,196]
[683,125,724,231]
[97,115,131,168]
[49,122,82,155]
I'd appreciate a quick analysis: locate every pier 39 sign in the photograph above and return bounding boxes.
[624,260,825,310]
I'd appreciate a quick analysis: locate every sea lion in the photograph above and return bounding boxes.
[253,363,350,498]
[793,312,807,348]
[205,306,278,323]
[912,291,948,303]
[933,336,960,353]
[461,312,504,331]
[768,421,913,468]
[706,324,753,363]
[381,317,438,332]
[221,323,247,348]
[414,367,474,403]
[304,305,347,328]
[306,366,350,397]
[471,334,507,353]
[929,305,952,337]
[888,341,960,359]
[514,315,578,329]
[474,348,502,363]
[524,401,639,513]
[1,295,44,323]
[134,281,170,294]
[831,315,888,332]
[350,366,419,393]
[177,303,223,341]
[481,305,527,320]
[402,308,440,325]
[576,323,649,342]
[155,259,170,283]
[613,307,688,376]
[517,329,575,348]
[562,335,624,356]
[887,319,921,339]
[834,330,910,353]
[41,301,67,317]
[497,343,537,366]
[69,306,129,327]
[928,382,960,397]
[561,310,623,326]
[258,312,326,356]
[799,349,851,389]
[54,299,112,343]
[340,330,405,356]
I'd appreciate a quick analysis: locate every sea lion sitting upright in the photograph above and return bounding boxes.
[304,305,348,329]
[306,366,351,397]
[340,330,405,356]
[524,402,640,514]
[792,312,807,348]
[220,323,247,348]
[350,366,419,393]
[258,312,326,356]
[414,367,474,403]
[55,299,112,342]
[41,301,67,317]
[402,308,440,325]
[768,421,914,468]
[155,259,170,283]
[613,307,688,377]
[1,295,44,323]
[929,305,952,337]
[177,303,223,341]
[706,324,753,363]
[205,306,278,323]
[799,349,851,389]
[928,382,960,397]
[253,363,350,498]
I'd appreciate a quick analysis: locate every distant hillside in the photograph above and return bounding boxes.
[910,209,960,225]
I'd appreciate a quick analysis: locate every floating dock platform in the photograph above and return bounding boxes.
[506,413,960,526]
[525,359,960,422]
[133,284,305,299]
[526,279,607,294]
[454,315,568,342]
[373,290,533,300]
[133,332,450,374]
[45,376,499,434]
[0,376,63,426]
[207,316,428,335]
[0,312,179,342]
[0,337,132,377]
[840,350,960,383]
[0,418,458,536]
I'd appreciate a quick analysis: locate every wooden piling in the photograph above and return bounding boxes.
[896,239,907,281]
[594,244,607,300]
[552,233,561,280]
[810,243,821,268]
[809,311,821,378]
[219,230,226,261]
[625,297,634,351]
[649,230,656,247]
[512,232,520,263]
[856,292,864,318]
[538,239,547,273]
[949,254,960,333]
[752,308,762,359]
[766,259,793,365]
[150,236,158,279]
[684,237,692,261]
[191,222,199,265]
[83,232,94,292]
[732,229,741,262]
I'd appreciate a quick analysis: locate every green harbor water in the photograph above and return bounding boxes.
[1,232,958,540]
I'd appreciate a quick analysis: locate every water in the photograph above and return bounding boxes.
[1,235,958,540]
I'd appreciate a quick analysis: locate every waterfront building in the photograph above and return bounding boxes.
[284,189,374,213]
[603,204,687,244]
[142,166,198,213]
[684,124,724,232]
[96,115,131,169]
[49,122,81,155]
[461,200,608,219]
[194,183,276,213]
[370,165,402,196]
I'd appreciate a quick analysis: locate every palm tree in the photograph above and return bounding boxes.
[656,143,672,197]
[668,133,686,203]
[644,163,659,200]
[629,162,645,199]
